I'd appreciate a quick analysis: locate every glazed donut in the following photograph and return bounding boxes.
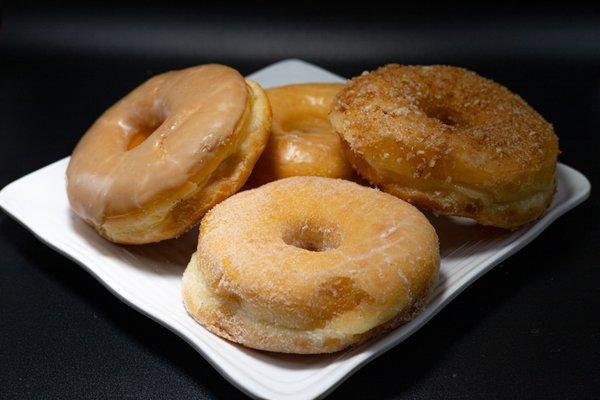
[182,176,439,353]
[330,65,559,229]
[248,83,355,186]
[66,65,271,244]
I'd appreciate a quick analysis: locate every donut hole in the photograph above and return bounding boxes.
[422,105,462,127]
[282,221,341,252]
[125,113,167,150]
[281,114,329,135]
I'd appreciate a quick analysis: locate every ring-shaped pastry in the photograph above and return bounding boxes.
[330,64,559,229]
[67,64,271,243]
[248,83,355,186]
[183,176,439,353]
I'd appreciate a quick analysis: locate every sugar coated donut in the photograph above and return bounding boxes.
[248,83,355,186]
[330,65,559,229]
[66,65,271,244]
[182,176,439,353]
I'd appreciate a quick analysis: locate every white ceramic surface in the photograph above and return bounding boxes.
[0,60,591,400]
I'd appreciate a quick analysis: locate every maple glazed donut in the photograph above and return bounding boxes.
[330,65,559,229]
[248,83,355,186]
[182,176,439,353]
[66,65,271,244]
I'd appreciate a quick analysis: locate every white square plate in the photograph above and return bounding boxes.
[0,60,591,400]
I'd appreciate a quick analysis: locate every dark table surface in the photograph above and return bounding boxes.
[1,3,599,399]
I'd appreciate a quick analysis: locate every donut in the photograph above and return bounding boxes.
[330,65,559,229]
[182,176,439,353]
[247,83,355,186]
[66,64,271,244]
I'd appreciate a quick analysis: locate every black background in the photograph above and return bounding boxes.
[1,2,599,399]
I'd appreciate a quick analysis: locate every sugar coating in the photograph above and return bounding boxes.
[183,176,440,353]
[329,65,559,229]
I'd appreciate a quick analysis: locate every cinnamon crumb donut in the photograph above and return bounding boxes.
[182,176,439,353]
[66,64,271,244]
[330,65,559,229]
[248,83,356,186]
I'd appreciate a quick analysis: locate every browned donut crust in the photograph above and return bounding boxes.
[330,65,559,229]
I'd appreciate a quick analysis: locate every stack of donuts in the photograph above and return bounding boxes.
[66,63,559,353]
